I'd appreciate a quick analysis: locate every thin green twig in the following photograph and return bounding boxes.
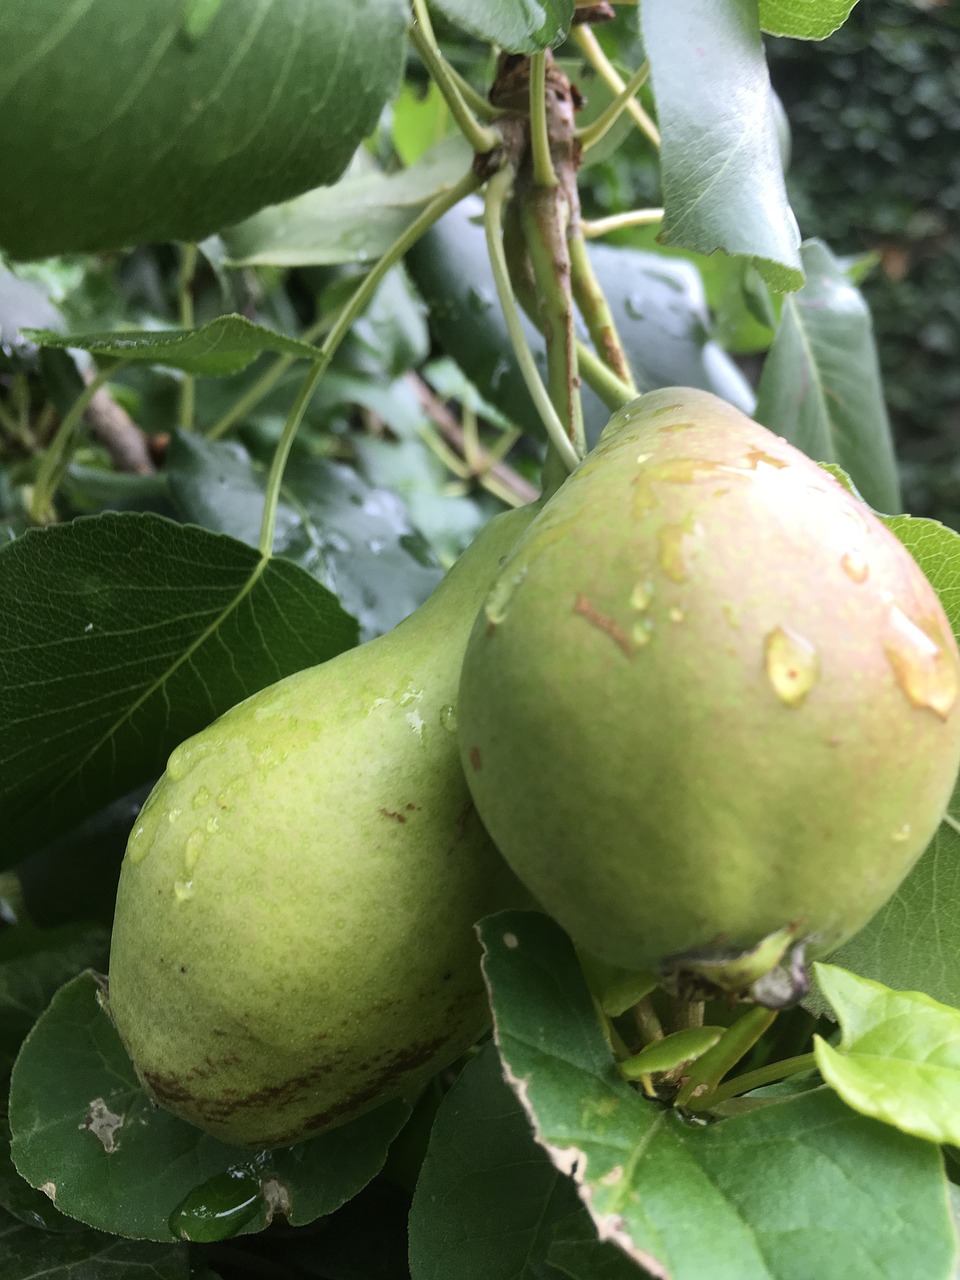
[577,59,651,151]
[256,168,482,558]
[529,52,557,188]
[684,1052,818,1111]
[178,243,198,430]
[30,362,123,523]
[573,26,660,149]
[409,1,500,155]
[581,208,665,238]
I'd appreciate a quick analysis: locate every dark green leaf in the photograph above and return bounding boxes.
[221,137,473,267]
[8,973,410,1243]
[480,911,957,1280]
[429,0,574,53]
[0,0,407,257]
[755,240,900,513]
[166,433,442,640]
[0,513,358,863]
[759,0,858,39]
[409,1043,581,1279]
[547,1212,654,1280]
[642,0,803,290]
[25,316,324,377]
[0,1206,189,1279]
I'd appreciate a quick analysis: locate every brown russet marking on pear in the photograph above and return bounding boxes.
[573,592,633,657]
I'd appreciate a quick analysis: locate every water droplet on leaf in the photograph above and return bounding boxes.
[184,831,205,873]
[439,704,458,733]
[174,878,195,902]
[169,1168,262,1243]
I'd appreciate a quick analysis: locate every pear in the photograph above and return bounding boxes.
[458,389,960,988]
[108,505,535,1148]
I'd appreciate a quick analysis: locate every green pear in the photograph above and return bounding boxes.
[458,389,960,987]
[108,505,535,1149]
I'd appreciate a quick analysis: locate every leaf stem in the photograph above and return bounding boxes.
[577,59,651,151]
[177,243,198,430]
[572,26,660,149]
[581,208,665,239]
[29,362,123,523]
[256,169,482,558]
[409,2,500,155]
[529,52,557,188]
[483,167,579,473]
[943,812,960,837]
[685,1052,818,1111]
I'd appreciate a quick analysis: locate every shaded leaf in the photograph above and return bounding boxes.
[642,0,803,290]
[8,973,410,1243]
[480,910,956,1280]
[755,240,900,513]
[0,0,407,257]
[814,964,960,1146]
[548,1212,655,1280]
[408,1043,581,1279]
[759,0,859,39]
[429,0,574,53]
[166,432,442,640]
[0,512,358,863]
[221,136,473,267]
[0,1206,189,1279]
[24,316,323,377]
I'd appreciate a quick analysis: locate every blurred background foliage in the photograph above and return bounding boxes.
[768,0,960,530]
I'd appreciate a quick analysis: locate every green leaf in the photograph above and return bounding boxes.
[619,1028,725,1080]
[428,0,574,53]
[642,0,803,291]
[814,964,960,1146]
[755,240,900,513]
[759,0,859,39]
[0,512,358,863]
[165,432,442,640]
[0,1205,189,1279]
[0,0,407,258]
[221,136,473,267]
[8,972,410,1243]
[24,316,323,377]
[804,512,960,1010]
[0,267,64,350]
[408,1043,581,1279]
[480,910,957,1280]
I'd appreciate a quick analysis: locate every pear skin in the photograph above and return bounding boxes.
[108,506,534,1148]
[458,389,960,976]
